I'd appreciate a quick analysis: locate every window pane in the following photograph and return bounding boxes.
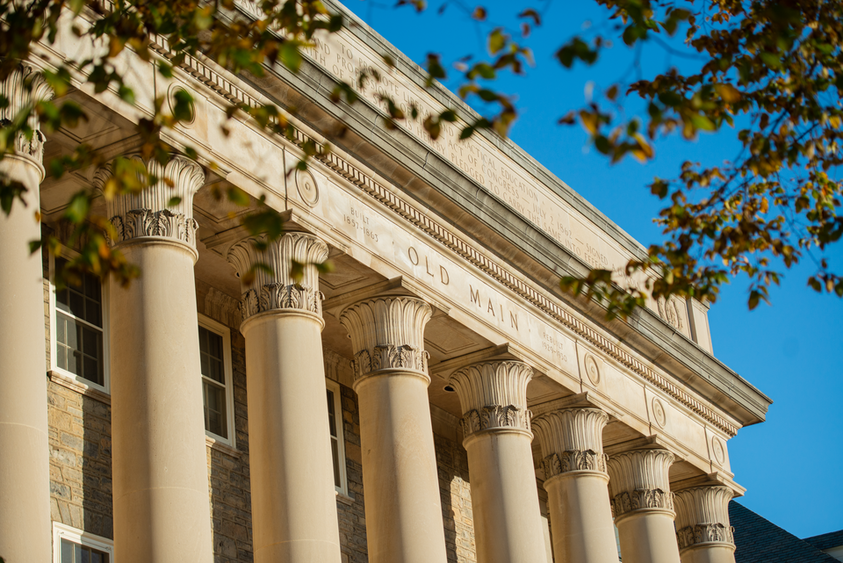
[331,439,340,487]
[327,390,337,437]
[204,382,227,438]
[198,327,209,354]
[63,314,78,350]
[69,289,85,318]
[81,546,90,563]
[209,357,223,383]
[57,287,70,312]
[88,300,102,327]
[61,539,75,563]
[57,314,67,344]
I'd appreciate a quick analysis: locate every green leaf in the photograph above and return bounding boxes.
[281,42,303,73]
[489,29,506,55]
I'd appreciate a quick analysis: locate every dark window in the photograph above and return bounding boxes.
[60,538,109,563]
[199,325,227,438]
[327,388,341,488]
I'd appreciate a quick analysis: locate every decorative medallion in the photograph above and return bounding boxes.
[657,297,684,331]
[167,84,196,126]
[295,168,320,207]
[711,436,726,465]
[583,353,601,386]
[651,397,667,428]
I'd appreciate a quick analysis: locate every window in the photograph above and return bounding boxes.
[198,314,234,446]
[326,379,347,495]
[52,523,113,563]
[51,256,108,391]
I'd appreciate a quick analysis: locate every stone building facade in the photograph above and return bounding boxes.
[0,2,772,563]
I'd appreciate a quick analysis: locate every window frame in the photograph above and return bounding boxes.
[49,252,110,394]
[52,522,114,563]
[198,313,235,448]
[326,378,348,496]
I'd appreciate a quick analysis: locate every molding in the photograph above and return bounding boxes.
[676,523,735,551]
[118,25,746,436]
[205,435,241,459]
[227,232,329,320]
[339,296,432,384]
[542,450,608,478]
[460,405,532,439]
[93,154,205,248]
[611,488,675,519]
[204,287,241,328]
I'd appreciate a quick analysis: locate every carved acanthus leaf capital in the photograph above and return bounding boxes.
[607,449,676,519]
[94,154,205,248]
[449,361,533,438]
[0,62,54,164]
[339,296,432,383]
[674,486,735,551]
[533,408,608,476]
[227,232,329,321]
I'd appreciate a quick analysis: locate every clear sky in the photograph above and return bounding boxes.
[338,0,842,538]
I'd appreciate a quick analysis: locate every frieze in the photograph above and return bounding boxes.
[139,23,738,437]
[542,449,608,478]
[611,489,675,519]
[460,405,531,438]
[676,523,735,550]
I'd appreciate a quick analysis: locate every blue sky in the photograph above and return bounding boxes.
[339,0,843,538]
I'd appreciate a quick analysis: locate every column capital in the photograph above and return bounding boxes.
[94,154,205,251]
[607,448,675,521]
[227,232,329,322]
[533,407,609,479]
[448,360,533,440]
[674,485,735,553]
[0,62,54,172]
[339,296,432,385]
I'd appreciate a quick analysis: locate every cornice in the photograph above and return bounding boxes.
[109,21,754,436]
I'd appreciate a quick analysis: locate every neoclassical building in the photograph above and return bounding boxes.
[0,2,772,563]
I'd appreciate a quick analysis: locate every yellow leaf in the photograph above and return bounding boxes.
[714,83,741,104]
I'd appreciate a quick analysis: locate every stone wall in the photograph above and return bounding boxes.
[207,327,254,563]
[435,434,477,563]
[336,383,368,563]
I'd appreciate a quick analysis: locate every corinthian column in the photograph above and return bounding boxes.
[607,449,680,563]
[339,297,448,563]
[674,486,736,563]
[448,361,547,563]
[227,233,341,563]
[532,408,619,563]
[99,155,214,563]
[0,62,53,563]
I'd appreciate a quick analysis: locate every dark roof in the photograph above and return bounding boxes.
[804,531,843,552]
[730,501,839,563]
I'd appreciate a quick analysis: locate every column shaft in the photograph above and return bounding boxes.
[340,297,448,563]
[450,361,547,563]
[0,63,52,563]
[103,155,214,562]
[228,233,341,563]
[533,408,619,563]
[608,449,680,563]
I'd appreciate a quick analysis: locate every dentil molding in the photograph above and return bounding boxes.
[227,232,329,320]
[533,408,609,477]
[339,296,432,384]
[449,361,533,438]
[93,154,205,248]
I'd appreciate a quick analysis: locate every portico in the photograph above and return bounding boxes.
[0,2,774,562]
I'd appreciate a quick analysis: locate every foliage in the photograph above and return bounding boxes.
[1,0,841,315]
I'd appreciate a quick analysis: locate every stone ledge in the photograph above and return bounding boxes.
[48,370,111,405]
[205,435,241,458]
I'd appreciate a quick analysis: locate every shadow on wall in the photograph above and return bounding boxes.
[434,434,477,563]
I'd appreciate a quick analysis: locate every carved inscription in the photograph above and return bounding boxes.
[408,246,449,285]
[344,205,379,242]
[540,330,568,363]
[469,285,519,331]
